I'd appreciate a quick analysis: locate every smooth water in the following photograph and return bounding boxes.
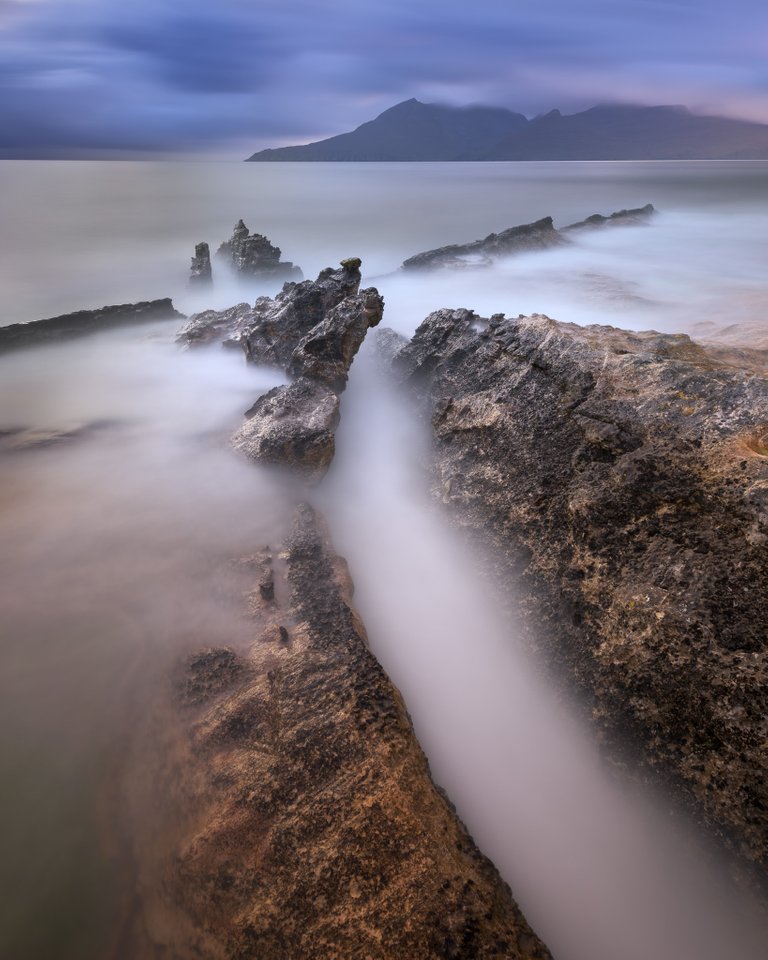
[1,160,767,959]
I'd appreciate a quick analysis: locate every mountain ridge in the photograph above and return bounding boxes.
[246,99,768,161]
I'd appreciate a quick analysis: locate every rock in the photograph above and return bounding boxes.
[0,420,122,454]
[393,309,768,876]
[372,327,410,368]
[175,301,254,347]
[231,378,340,481]
[562,203,656,231]
[131,504,551,960]
[401,205,657,271]
[176,262,362,360]
[402,217,565,271]
[216,218,303,282]
[0,299,183,353]
[287,288,384,391]
[189,241,212,285]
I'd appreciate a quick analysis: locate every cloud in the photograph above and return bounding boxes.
[0,0,767,156]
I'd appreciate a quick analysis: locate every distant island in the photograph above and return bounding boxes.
[246,98,768,161]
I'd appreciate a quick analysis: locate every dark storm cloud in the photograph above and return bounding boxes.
[0,0,766,156]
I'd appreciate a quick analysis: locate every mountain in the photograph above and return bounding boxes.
[246,99,528,161]
[485,104,768,160]
[246,100,768,161]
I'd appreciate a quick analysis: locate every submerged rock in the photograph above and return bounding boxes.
[134,504,551,960]
[189,241,212,286]
[402,216,564,271]
[563,203,656,231]
[216,218,303,282]
[0,299,183,353]
[393,309,768,876]
[401,205,656,271]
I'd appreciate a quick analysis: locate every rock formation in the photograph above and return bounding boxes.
[128,505,550,959]
[216,219,303,283]
[231,278,384,479]
[389,309,768,877]
[400,206,655,271]
[142,274,552,958]
[563,203,656,231]
[0,299,182,352]
[177,261,362,354]
[189,241,212,286]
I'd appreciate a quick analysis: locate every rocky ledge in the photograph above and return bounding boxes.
[401,204,655,271]
[134,504,550,959]
[387,310,768,876]
[0,299,182,352]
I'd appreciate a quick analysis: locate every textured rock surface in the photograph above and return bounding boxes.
[394,309,768,874]
[0,299,182,352]
[401,206,655,271]
[176,262,363,361]
[232,379,340,480]
[189,241,212,286]
[131,504,550,960]
[287,288,384,391]
[216,219,303,282]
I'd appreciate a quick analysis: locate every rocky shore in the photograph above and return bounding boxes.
[125,263,552,958]
[384,309,768,879]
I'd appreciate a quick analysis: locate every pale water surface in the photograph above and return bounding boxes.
[1,161,767,959]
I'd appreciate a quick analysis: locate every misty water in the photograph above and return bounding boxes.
[1,160,768,959]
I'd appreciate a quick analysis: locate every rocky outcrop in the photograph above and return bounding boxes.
[189,241,212,286]
[563,203,656,231]
[231,378,340,480]
[400,206,655,271]
[216,219,303,283]
[402,217,564,271]
[232,282,383,479]
[0,299,182,352]
[392,309,768,876]
[133,504,550,960]
[176,261,362,356]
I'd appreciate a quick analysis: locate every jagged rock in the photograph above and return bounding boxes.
[287,288,384,391]
[176,301,254,347]
[402,217,564,271]
[130,504,550,960]
[176,262,362,360]
[231,288,384,479]
[0,299,183,353]
[189,241,212,285]
[372,327,409,368]
[563,203,656,231]
[231,378,340,480]
[394,309,768,876]
[401,205,656,271]
[216,218,303,282]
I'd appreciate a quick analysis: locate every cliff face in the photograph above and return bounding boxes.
[391,311,768,874]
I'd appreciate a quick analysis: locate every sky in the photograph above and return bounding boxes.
[1,0,767,158]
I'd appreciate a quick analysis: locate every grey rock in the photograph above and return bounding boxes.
[287,287,384,391]
[563,203,656,231]
[189,241,212,286]
[231,378,340,481]
[216,219,303,282]
[0,299,183,353]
